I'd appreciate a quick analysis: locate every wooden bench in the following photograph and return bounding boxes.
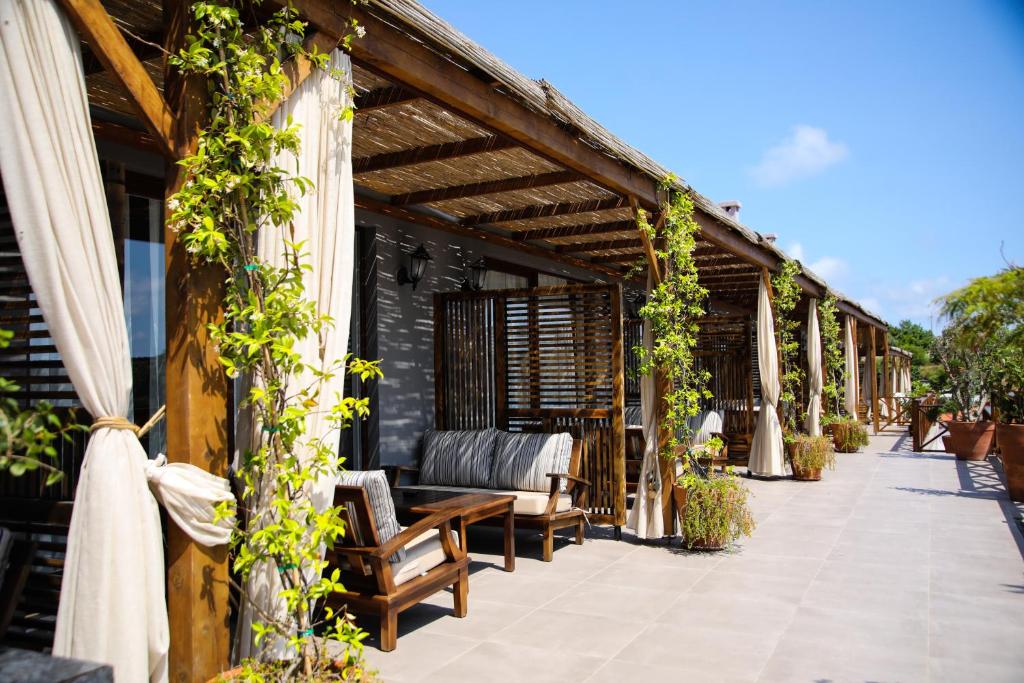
[326,484,470,652]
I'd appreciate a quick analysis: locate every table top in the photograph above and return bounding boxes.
[390,487,516,515]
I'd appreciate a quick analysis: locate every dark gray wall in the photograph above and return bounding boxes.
[355,207,603,466]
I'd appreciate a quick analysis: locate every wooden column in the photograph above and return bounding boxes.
[882,331,892,427]
[869,326,880,435]
[850,317,859,412]
[163,1,230,680]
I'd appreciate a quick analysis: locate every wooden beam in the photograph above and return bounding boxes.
[353,135,516,174]
[515,220,635,242]
[461,196,627,226]
[162,1,229,678]
[354,85,419,112]
[597,252,646,264]
[355,195,625,279]
[91,118,164,156]
[556,238,640,254]
[59,0,176,159]
[391,170,580,206]
[699,272,761,284]
[631,197,663,286]
[82,32,164,76]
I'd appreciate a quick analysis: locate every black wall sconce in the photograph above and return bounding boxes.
[397,243,432,290]
[460,257,488,291]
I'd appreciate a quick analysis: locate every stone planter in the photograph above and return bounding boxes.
[946,420,995,461]
[997,423,1024,502]
[828,421,861,453]
[791,462,822,481]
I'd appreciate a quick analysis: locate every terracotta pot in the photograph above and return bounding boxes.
[941,435,953,453]
[946,420,995,461]
[997,423,1024,502]
[828,422,859,453]
[791,462,822,481]
[672,484,727,551]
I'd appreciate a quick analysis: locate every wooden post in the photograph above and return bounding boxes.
[869,326,880,435]
[882,331,892,428]
[163,1,230,680]
[609,284,627,530]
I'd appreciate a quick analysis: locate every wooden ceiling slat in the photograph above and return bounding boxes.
[516,220,636,242]
[461,196,627,226]
[555,238,640,254]
[391,170,581,206]
[354,85,419,112]
[596,252,645,264]
[353,135,516,174]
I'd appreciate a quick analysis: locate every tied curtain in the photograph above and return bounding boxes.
[805,300,823,437]
[843,316,858,417]
[0,1,233,681]
[625,275,664,540]
[235,48,355,659]
[749,274,785,477]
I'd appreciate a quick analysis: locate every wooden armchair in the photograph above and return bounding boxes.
[326,484,470,652]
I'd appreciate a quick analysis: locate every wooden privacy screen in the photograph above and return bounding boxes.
[434,283,627,526]
[695,315,755,434]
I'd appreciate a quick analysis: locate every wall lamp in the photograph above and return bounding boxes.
[397,243,432,290]
[460,257,488,292]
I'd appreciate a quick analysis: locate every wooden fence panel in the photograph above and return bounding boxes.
[434,284,627,526]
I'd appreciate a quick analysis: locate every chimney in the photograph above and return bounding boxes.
[763,233,778,244]
[718,200,742,220]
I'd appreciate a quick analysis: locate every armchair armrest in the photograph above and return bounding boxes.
[383,464,420,487]
[546,472,591,487]
[373,507,465,561]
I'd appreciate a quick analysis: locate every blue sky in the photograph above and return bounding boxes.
[421,0,1024,329]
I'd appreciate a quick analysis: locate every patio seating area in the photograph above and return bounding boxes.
[349,431,1024,682]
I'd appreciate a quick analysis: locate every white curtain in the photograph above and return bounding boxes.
[235,49,355,659]
[625,275,664,540]
[749,275,785,476]
[843,316,858,417]
[0,2,233,680]
[805,300,822,436]
[901,364,912,395]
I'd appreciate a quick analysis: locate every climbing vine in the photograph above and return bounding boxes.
[167,2,377,678]
[817,293,845,420]
[771,260,803,436]
[634,178,711,465]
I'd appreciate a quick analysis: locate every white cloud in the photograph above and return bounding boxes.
[749,125,849,187]
[785,242,849,283]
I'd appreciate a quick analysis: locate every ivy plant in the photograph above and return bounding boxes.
[634,178,711,469]
[167,2,378,678]
[817,293,846,422]
[0,328,79,486]
[771,260,804,437]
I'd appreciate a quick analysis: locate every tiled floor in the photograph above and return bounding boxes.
[352,430,1024,682]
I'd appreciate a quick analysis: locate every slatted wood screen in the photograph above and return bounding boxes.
[695,315,755,434]
[623,318,642,423]
[0,190,85,501]
[434,283,627,526]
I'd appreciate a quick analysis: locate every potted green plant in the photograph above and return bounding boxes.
[674,442,755,550]
[940,265,1024,492]
[822,414,869,453]
[932,322,995,461]
[787,433,836,480]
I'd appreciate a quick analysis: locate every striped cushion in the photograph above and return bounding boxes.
[489,431,573,493]
[421,429,498,488]
[689,410,725,447]
[337,470,404,563]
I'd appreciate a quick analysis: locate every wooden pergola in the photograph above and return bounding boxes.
[0,0,892,677]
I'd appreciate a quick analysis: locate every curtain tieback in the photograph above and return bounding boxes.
[90,404,167,437]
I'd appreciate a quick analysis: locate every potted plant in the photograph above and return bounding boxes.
[822,414,869,453]
[940,265,1024,493]
[674,441,755,550]
[787,433,836,480]
[932,322,995,461]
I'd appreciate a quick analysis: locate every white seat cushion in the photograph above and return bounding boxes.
[392,527,461,587]
[403,485,572,516]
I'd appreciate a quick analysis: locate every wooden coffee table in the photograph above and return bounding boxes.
[390,488,517,572]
